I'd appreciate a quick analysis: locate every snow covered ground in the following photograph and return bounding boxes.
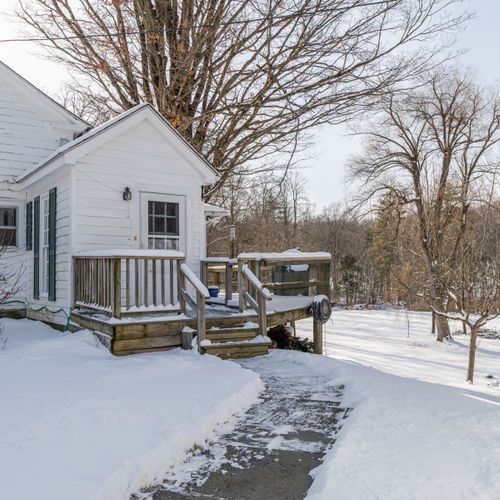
[296,310,500,500]
[0,319,263,500]
[3,311,500,500]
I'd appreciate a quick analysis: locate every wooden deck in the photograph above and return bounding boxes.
[71,251,331,358]
[72,296,314,356]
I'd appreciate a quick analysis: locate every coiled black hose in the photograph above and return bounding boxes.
[310,295,332,324]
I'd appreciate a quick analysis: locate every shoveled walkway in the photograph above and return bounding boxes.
[135,351,347,500]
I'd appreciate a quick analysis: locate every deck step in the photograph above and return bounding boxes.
[201,340,272,360]
[204,325,260,342]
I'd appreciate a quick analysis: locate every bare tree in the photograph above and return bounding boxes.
[0,246,24,349]
[351,71,500,341]
[17,0,467,197]
[422,202,500,383]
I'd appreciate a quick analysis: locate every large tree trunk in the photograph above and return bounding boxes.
[466,326,478,384]
[431,281,450,341]
[434,314,450,341]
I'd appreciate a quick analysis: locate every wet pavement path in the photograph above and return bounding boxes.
[135,353,347,500]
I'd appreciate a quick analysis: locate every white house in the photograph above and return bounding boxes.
[0,60,219,327]
[0,59,331,359]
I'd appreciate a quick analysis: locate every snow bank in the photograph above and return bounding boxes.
[0,319,263,500]
[294,311,500,500]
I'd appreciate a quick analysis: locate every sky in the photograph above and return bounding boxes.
[1,0,499,210]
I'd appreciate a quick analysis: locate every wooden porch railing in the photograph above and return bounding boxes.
[200,257,237,305]
[238,252,332,299]
[73,250,185,319]
[179,263,210,351]
[238,263,272,336]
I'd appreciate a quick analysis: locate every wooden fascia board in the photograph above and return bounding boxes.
[16,157,70,190]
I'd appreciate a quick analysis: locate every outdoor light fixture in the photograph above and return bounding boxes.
[122,187,132,201]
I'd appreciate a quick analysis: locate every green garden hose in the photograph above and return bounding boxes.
[2,300,72,332]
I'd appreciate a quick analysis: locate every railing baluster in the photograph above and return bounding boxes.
[152,259,157,306]
[82,259,86,304]
[88,259,92,305]
[102,259,106,307]
[134,258,139,307]
[144,258,149,306]
[109,258,113,308]
[113,257,122,320]
[103,258,107,307]
[169,260,174,305]
[125,258,130,309]
[161,259,166,306]
[95,260,98,304]
[86,260,89,304]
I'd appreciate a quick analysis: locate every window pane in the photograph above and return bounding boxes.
[166,238,179,250]
[154,238,166,249]
[154,202,166,215]
[0,208,16,227]
[148,201,154,216]
[0,228,16,246]
[154,216,165,234]
[148,237,154,249]
[166,203,178,217]
[148,215,153,233]
[166,218,178,235]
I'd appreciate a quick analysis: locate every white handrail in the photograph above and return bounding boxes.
[179,263,208,353]
[238,264,272,336]
[241,265,272,300]
[74,249,185,258]
[180,263,210,299]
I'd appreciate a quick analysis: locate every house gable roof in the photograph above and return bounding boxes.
[0,60,89,130]
[16,103,219,185]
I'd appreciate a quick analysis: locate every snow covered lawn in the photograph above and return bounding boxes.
[0,319,263,500]
[296,310,500,500]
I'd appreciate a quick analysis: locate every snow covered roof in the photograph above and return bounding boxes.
[16,103,219,184]
[204,203,230,218]
[239,251,332,262]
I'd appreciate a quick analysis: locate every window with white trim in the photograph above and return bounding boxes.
[147,200,180,250]
[0,207,17,247]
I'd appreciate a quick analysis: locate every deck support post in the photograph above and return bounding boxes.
[313,319,323,354]
[257,293,267,337]
[225,262,233,306]
[200,261,208,286]
[197,292,206,353]
[238,260,246,312]
[178,260,186,311]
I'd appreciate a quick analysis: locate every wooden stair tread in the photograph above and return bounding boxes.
[197,324,260,343]
[201,340,272,359]
[203,340,271,348]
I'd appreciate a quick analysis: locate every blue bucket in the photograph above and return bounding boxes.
[208,286,219,298]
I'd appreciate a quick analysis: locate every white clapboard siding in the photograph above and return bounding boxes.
[0,65,86,196]
[74,119,206,270]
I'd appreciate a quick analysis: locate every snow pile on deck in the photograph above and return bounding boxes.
[0,319,263,500]
[295,311,500,500]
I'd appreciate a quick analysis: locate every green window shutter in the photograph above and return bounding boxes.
[48,188,57,301]
[33,197,40,300]
[25,201,32,251]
